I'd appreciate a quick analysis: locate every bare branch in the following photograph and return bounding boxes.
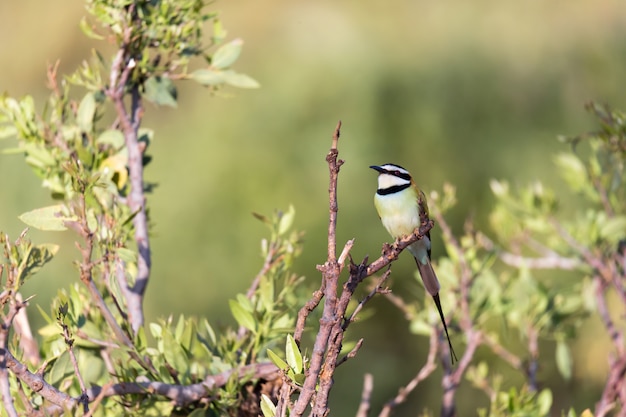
[356,373,373,417]
[343,270,392,330]
[336,338,364,368]
[12,293,40,365]
[7,341,278,413]
[59,319,89,413]
[482,333,522,370]
[105,25,151,334]
[292,122,344,417]
[378,328,439,417]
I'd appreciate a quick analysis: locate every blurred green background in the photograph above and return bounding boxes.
[2,1,626,415]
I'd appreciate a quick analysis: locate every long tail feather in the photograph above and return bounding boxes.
[416,259,458,364]
[432,293,458,364]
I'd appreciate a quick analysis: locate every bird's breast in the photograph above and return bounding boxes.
[374,192,421,238]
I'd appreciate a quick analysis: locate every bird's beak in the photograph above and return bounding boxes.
[370,165,385,174]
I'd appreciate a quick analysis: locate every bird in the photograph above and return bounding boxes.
[370,163,458,363]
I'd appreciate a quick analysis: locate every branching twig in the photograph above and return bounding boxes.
[59,319,89,413]
[292,122,344,417]
[378,328,440,417]
[6,341,278,413]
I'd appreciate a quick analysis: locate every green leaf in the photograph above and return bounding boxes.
[149,322,163,339]
[77,93,96,132]
[285,334,303,373]
[0,124,17,139]
[49,352,73,386]
[536,389,553,415]
[278,205,295,235]
[554,153,588,191]
[18,205,76,231]
[97,129,125,148]
[259,275,274,312]
[23,143,56,167]
[260,394,276,417]
[229,299,256,332]
[117,247,137,263]
[143,76,178,108]
[599,216,626,243]
[79,17,104,40]
[203,319,217,346]
[211,38,243,69]
[162,328,189,374]
[221,70,260,89]
[266,348,288,370]
[555,340,573,381]
[236,293,254,312]
[21,243,59,280]
[190,69,225,86]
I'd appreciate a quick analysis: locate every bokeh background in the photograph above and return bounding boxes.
[1,1,626,415]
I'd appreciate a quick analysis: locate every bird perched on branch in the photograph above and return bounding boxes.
[370,163,457,363]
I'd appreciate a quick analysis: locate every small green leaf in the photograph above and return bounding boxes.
[0,124,17,139]
[190,69,225,86]
[599,216,626,243]
[554,153,587,191]
[259,275,274,312]
[229,299,256,332]
[409,318,432,336]
[555,340,573,381]
[79,17,104,40]
[117,247,137,263]
[49,352,73,386]
[212,38,243,69]
[18,205,76,231]
[221,70,260,89]
[536,389,553,415]
[149,322,163,339]
[77,93,96,132]
[278,205,295,235]
[285,334,303,373]
[97,129,125,148]
[236,293,254,313]
[203,319,217,346]
[143,76,178,107]
[21,243,59,279]
[260,394,276,417]
[266,348,288,370]
[162,328,189,374]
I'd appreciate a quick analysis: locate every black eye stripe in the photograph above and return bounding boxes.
[392,171,411,181]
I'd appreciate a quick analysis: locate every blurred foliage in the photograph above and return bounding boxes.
[1,0,626,416]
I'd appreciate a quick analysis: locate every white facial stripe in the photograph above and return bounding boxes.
[377,173,410,189]
[380,164,410,176]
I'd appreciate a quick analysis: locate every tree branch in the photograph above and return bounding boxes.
[106,24,150,335]
[378,328,440,417]
[356,373,373,417]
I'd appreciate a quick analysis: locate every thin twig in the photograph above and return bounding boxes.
[82,382,113,417]
[482,332,522,370]
[526,326,539,392]
[343,270,392,330]
[59,320,89,413]
[336,338,364,368]
[378,328,440,417]
[356,373,373,417]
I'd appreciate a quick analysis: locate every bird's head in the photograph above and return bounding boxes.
[370,163,412,190]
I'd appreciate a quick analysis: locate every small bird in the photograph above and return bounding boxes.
[370,163,457,363]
